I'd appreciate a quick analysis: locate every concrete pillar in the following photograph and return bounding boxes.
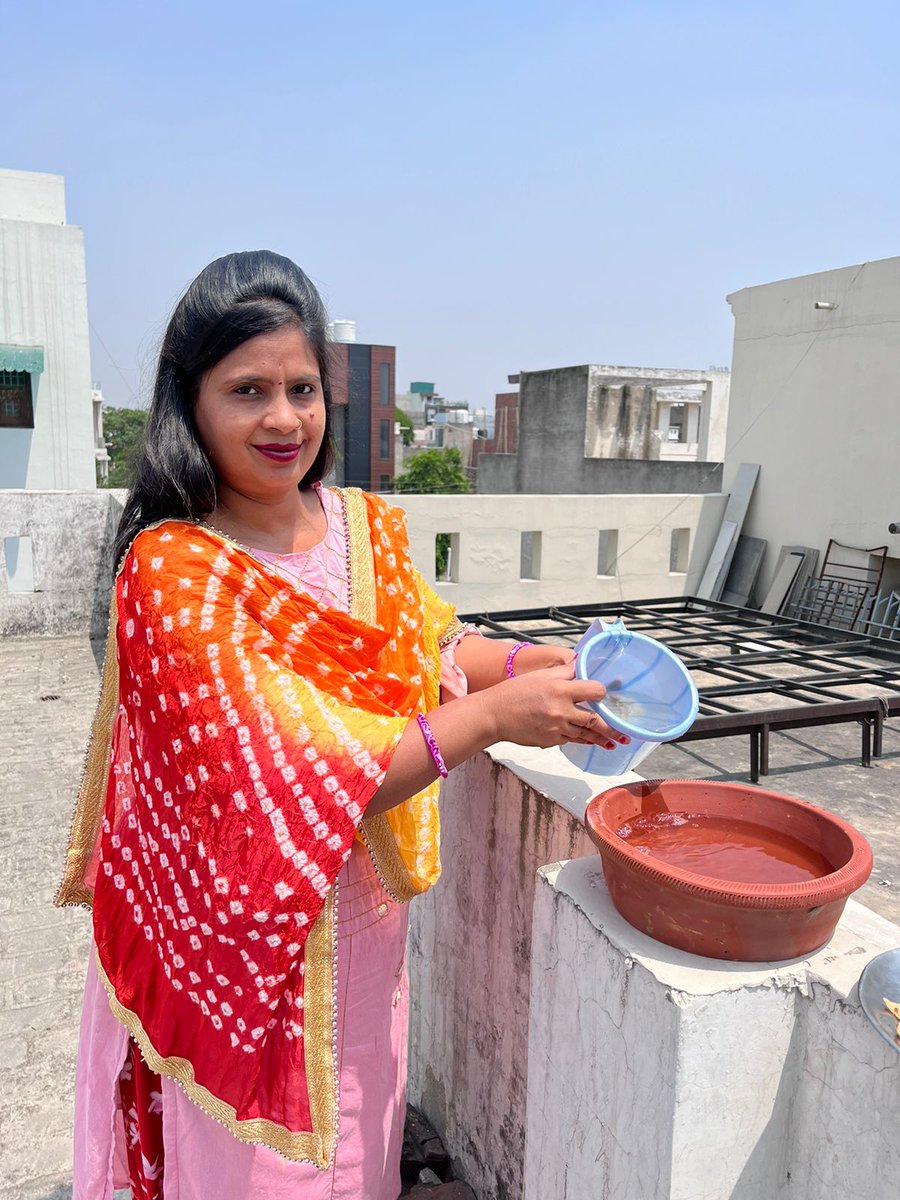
[524,857,900,1200]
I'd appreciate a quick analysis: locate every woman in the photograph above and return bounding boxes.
[57,251,622,1199]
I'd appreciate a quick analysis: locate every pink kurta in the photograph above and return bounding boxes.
[72,486,473,1200]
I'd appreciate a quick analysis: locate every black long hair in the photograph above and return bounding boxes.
[114,250,335,566]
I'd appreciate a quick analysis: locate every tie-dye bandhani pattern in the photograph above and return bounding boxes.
[57,489,458,1166]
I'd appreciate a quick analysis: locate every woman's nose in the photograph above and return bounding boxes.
[261,387,299,431]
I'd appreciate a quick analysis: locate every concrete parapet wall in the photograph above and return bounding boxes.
[0,489,124,639]
[1,489,728,638]
[393,491,728,612]
[407,746,616,1199]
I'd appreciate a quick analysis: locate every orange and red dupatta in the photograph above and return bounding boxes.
[57,489,459,1166]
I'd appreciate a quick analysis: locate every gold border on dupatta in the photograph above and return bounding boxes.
[438,615,466,647]
[340,487,432,904]
[95,889,338,1167]
[55,589,120,908]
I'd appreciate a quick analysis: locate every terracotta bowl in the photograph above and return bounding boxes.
[585,779,873,962]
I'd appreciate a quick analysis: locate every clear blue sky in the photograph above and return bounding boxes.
[3,0,899,409]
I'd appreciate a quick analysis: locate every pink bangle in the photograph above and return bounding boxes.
[505,641,530,679]
[416,713,448,778]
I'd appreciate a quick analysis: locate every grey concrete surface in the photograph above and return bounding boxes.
[0,489,125,639]
[0,635,98,1200]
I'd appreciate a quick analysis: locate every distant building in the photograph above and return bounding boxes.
[328,337,396,492]
[395,381,481,475]
[396,383,470,430]
[92,386,110,484]
[0,168,96,488]
[476,364,729,494]
[395,381,438,428]
[471,390,518,472]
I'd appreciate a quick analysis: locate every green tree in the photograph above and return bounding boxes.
[101,406,148,488]
[393,448,471,578]
[392,447,471,495]
[395,407,414,447]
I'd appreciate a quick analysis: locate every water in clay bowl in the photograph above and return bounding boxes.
[585,779,873,961]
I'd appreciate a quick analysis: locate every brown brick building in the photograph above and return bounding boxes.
[329,341,396,492]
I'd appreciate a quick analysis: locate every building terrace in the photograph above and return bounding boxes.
[2,480,899,1200]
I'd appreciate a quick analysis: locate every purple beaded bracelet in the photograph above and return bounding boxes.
[416,712,448,778]
[505,641,531,679]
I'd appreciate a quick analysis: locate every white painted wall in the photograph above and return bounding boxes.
[407,745,641,1200]
[698,368,731,462]
[0,169,65,224]
[1,490,728,638]
[0,169,96,489]
[391,491,728,611]
[725,256,900,596]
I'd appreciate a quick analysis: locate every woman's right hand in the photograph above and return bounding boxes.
[371,661,628,815]
[485,661,628,750]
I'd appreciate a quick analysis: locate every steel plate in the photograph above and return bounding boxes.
[859,947,900,1051]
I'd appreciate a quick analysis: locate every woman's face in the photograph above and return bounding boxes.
[193,325,326,505]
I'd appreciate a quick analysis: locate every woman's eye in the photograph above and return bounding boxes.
[233,384,258,396]
[293,383,315,396]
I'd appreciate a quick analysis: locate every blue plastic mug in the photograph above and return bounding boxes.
[560,619,699,775]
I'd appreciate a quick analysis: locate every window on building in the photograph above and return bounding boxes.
[667,403,686,443]
[436,533,459,582]
[597,529,619,576]
[379,419,391,459]
[379,474,391,492]
[520,531,542,580]
[0,372,34,429]
[4,536,36,593]
[670,528,690,573]
[379,362,391,406]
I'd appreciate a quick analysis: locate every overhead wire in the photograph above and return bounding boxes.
[89,321,144,407]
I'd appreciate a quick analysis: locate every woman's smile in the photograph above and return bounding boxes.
[253,442,303,462]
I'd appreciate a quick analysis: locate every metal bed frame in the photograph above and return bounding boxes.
[457,596,900,782]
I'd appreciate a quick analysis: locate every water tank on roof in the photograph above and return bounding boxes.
[330,319,356,343]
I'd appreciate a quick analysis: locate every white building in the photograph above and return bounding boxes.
[92,385,110,484]
[725,255,900,597]
[583,363,731,463]
[0,168,96,488]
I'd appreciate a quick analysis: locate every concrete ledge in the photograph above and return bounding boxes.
[525,856,900,1200]
[486,739,642,822]
[0,489,125,638]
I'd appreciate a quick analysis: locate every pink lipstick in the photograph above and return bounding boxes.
[253,444,302,463]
